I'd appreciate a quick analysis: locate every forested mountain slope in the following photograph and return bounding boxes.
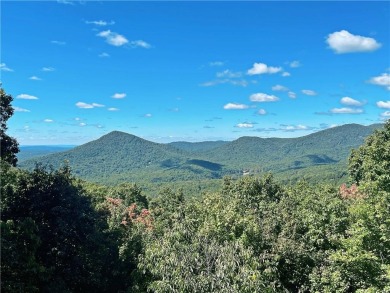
[19,124,382,185]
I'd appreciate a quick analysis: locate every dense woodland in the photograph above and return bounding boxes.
[2,87,390,292]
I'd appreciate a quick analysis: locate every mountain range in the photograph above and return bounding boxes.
[19,123,382,186]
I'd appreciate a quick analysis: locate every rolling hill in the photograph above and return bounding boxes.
[19,123,383,186]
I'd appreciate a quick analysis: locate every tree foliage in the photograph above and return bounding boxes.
[0,87,19,166]
[349,119,390,193]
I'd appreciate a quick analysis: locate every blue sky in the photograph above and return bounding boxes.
[2,1,390,145]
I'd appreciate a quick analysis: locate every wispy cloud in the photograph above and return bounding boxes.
[301,89,317,96]
[79,122,87,127]
[51,40,66,45]
[330,107,364,114]
[223,103,249,110]
[281,124,309,131]
[112,93,126,99]
[57,0,74,5]
[99,52,110,58]
[29,76,42,81]
[97,30,128,46]
[14,107,31,112]
[42,67,55,72]
[44,119,54,123]
[254,124,313,133]
[200,79,249,87]
[209,61,224,67]
[216,69,242,78]
[144,113,152,118]
[288,91,296,99]
[272,84,289,91]
[257,109,267,115]
[236,123,254,128]
[377,101,390,109]
[0,63,13,72]
[380,111,390,117]
[85,20,115,26]
[289,60,301,68]
[282,72,291,77]
[75,102,105,109]
[17,94,38,100]
[326,30,381,54]
[250,93,279,102]
[108,107,119,111]
[247,62,282,75]
[130,40,151,49]
[369,73,390,90]
[340,96,363,106]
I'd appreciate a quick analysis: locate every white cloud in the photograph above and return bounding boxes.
[330,107,364,114]
[340,96,363,106]
[209,61,224,67]
[282,72,291,77]
[282,124,308,131]
[14,107,30,112]
[108,107,119,111]
[92,103,105,107]
[377,101,390,109]
[99,52,110,58]
[97,30,128,46]
[236,123,254,128]
[223,103,249,110]
[144,113,152,117]
[130,40,151,49]
[250,93,279,102]
[326,30,381,54]
[381,111,390,117]
[42,67,55,72]
[79,122,87,127]
[247,62,282,75]
[17,94,38,100]
[51,40,66,45]
[0,63,13,72]
[57,0,74,5]
[76,102,105,109]
[288,91,296,99]
[301,89,317,96]
[85,20,115,26]
[289,61,301,68]
[112,93,126,99]
[76,102,94,109]
[216,69,241,78]
[75,117,81,121]
[257,109,267,115]
[44,119,54,123]
[369,73,390,90]
[29,76,42,81]
[272,84,289,91]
